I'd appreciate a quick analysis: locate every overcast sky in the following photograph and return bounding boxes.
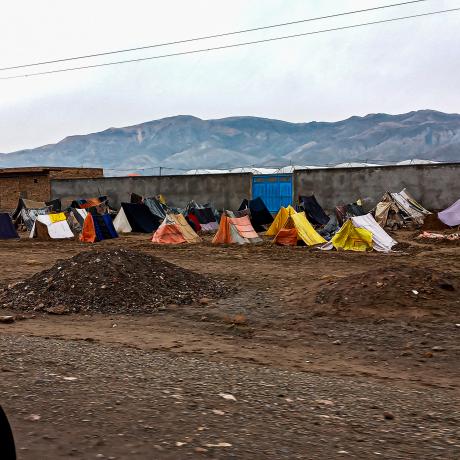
[0,0,459,153]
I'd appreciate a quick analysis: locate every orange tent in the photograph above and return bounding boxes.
[151,222,187,244]
[212,212,261,245]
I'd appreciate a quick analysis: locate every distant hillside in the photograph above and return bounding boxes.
[1,110,459,175]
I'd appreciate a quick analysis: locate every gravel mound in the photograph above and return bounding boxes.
[1,249,227,314]
[316,265,459,316]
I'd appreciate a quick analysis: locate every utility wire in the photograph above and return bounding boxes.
[1,6,458,80]
[0,0,430,71]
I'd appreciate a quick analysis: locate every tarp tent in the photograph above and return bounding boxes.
[321,219,373,252]
[265,205,297,237]
[272,208,326,246]
[152,213,201,244]
[80,213,118,243]
[238,197,274,232]
[18,206,53,231]
[438,199,460,227]
[71,196,108,209]
[0,213,19,239]
[30,213,74,240]
[335,201,366,226]
[375,189,430,228]
[143,197,167,220]
[299,195,329,226]
[213,210,261,245]
[115,203,161,233]
[322,214,397,252]
[186,201,219,232]
[67,208,88,234]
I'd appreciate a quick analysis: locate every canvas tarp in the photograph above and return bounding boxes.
[438,199,460,227]
[19,207,53,231]
[352,214,396,252]
[322,214,396,252]
[324,219,373,252]
[0,213,19,239]
[113,207,132,233]
[152,213,201,244]
[169,213,201,243]
[238,197,274,232]
[30,214,74,239]
[273,210,327,246]
[152,217,187,245]
[299,195,329,226]
[119,202,161,233]
[213,211,261,245]
[265,205,297,236]
[144,197,167,220]
[80,214,118,243]
[71,196,108,210]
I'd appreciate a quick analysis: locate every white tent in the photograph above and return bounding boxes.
[113,208,132,233]
[322,213,396,252]
[30,214,74,239]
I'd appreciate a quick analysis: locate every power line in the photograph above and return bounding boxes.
[1,6,458,80]
[0,0,430,72]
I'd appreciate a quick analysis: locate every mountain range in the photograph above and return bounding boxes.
[1,109,459,175]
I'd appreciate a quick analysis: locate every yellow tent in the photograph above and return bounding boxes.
[329,219,372,251]
[270,207,326,246]
[265,205,297,236]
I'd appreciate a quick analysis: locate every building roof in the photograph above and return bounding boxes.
[0,166,102,176]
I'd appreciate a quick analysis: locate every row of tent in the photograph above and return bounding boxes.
[0,191,459,252]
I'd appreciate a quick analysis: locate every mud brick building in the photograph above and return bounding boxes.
[0,167,103,211]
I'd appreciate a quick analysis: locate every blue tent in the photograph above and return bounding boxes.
[0,213,19,239]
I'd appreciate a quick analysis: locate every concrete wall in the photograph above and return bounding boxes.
[51,173,252,210]
[293,163,460,212]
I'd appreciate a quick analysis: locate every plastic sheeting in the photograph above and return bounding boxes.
[438,199,460,227]
[326,219,373,252]
[113,207,132,233]
[213,212,261,245]
[0,213,19,239]
[265,206,296,236]
[299,195,329,226]
[30,215,74,239]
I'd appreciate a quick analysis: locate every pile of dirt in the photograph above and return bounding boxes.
[0,249,228,315]
[316,265,459,318]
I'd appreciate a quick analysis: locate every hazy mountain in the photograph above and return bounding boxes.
[1,110,459,175]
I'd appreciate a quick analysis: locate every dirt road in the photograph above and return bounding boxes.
[0,233,459,459]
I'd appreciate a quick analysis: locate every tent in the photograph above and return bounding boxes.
[80,213,118,243]
[322,214,397,252]
[238,197,274,232]
[272,208,326,246]
[299,195,329,226]
[143,197,167,220]
[265,205,297,236]
[335,201,366,226]
[212,210,262,245]
[18,206,53,231]
[0,213,19,239]
[320,219,373,252]
[67,208,88,234]
[30,213,74,240]
[152,213,201,244]
[71,196,108,209]
[186,201,219,232]
[375,189,430,228]
[114,203,161,233]
[438,199,460,227]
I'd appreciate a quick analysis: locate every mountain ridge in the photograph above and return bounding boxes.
[1,109,459,174]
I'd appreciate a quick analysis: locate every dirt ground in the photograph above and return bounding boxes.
[0,232,459,459]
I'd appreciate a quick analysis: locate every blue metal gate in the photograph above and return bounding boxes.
[252,174,293,213]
